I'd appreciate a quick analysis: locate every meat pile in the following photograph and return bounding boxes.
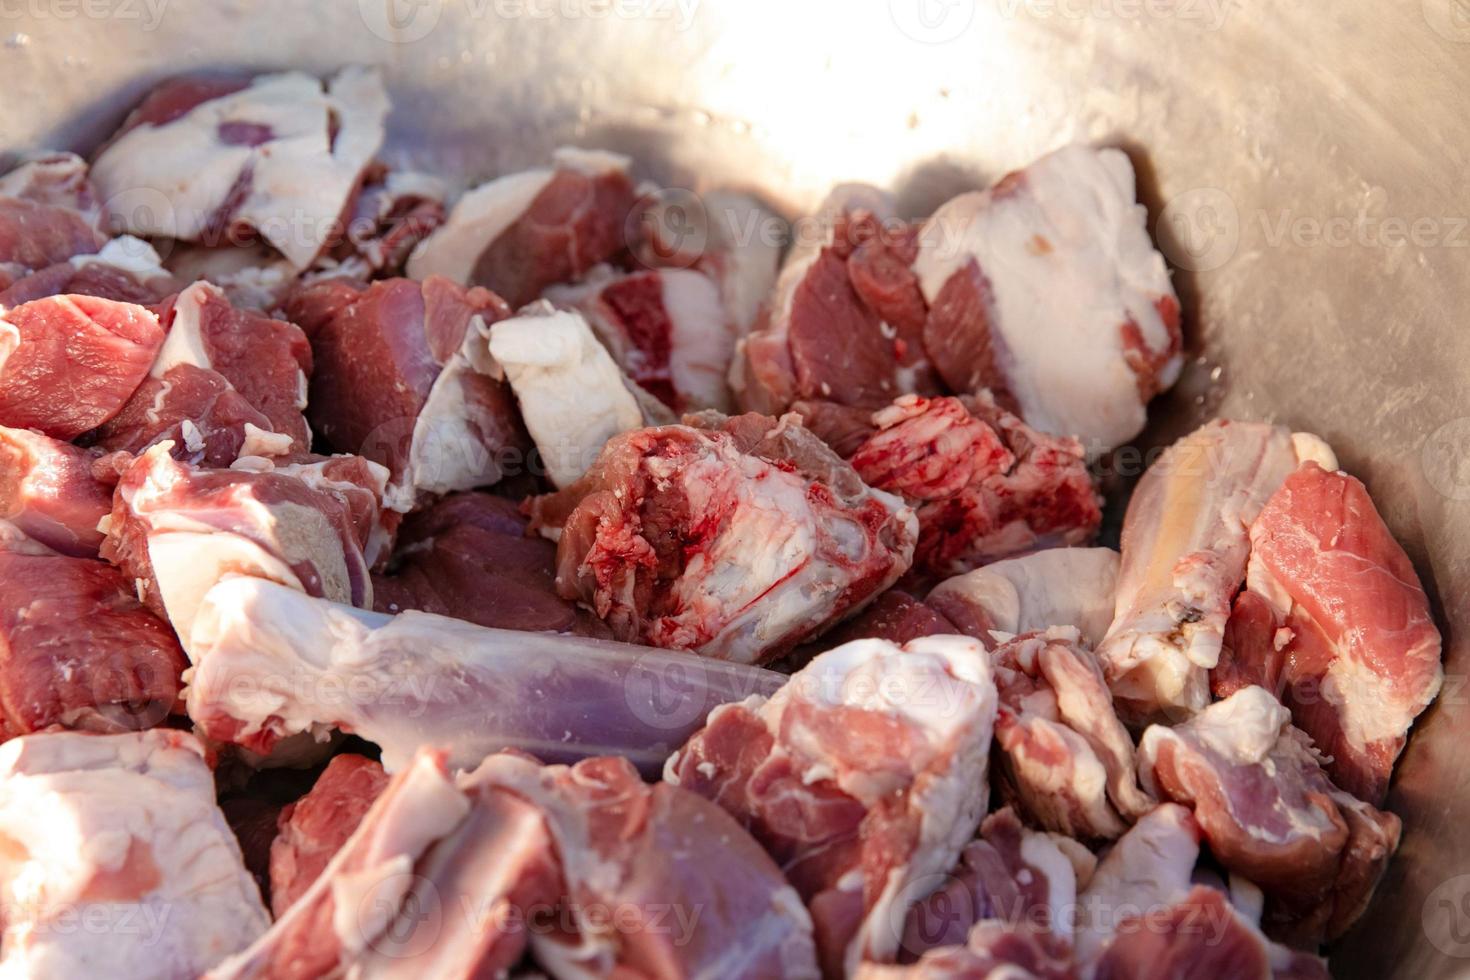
[0,66,1441,980]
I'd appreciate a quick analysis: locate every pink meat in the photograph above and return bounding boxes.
[94,365,280,468]
[0,197,104,272]
[284,275,528,499]
[335,165,446,275]
[857,922,1074,980]
[1138,686,1401,943]
[666,634,996,976]
[990,629,1154,840]
[0,255,175,307]
[372,492,609,636]
[0,534,185,740]
[0,295,164,439]
[1215,462,1443,806]
[814,590,957,648]
[534,412,917,664]
[0,426,115,556]
[269,753,389,916]
[849,394,1101,578]
[469,165,635,307]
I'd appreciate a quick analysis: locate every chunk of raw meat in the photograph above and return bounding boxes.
[0,154,105,279]
[810,590,958,649]
[732,184,937,415]
[1215,462,1443,806]
[372,492,607,635]
[855,921,1073,980]
[407,147,636,306]
[283,274,529,506]
[0,236,176,307]
[547,263,740,412]
[666,634,997,976]
[488,302,665,487]
[0,527,184,738]
[94,281,313,465]
[990,628,1154,840]
[913,144,1181,452]
[1098,420,1336,724]
[849,393,1101,578]
[1137,686,1401,942]
[534,411,918,664]
[336,166,447,276]
[630,187,784,336]
[0,294,164,439]
[898,807,1086,960]
[269,753,389,916]
[0,730,268,978]
[928,547,1119,647]
[185,575,784,773]
[463,752,820,979]
[0,151,101,222]
[208,748,472,979]
[1075,802,1330,978]
[92,68,389,270]
[101,446,384,642]
[0,425,114,556]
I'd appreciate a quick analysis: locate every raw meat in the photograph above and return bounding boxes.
[732,184,938,416]
[92,68,389,269]
[101,446,385,643]
[0,294,164,439]
[207,748,472,979]
[0,236,176,307]
[0,527,185,738]
[1098,420,1337,724]
[630,187,784,336]
[1137,686,1401,942]
[1215,461,1443,806]
[535,411,918,664]
[407,147,636,306]
[927,547,1120,647]
[547,263,740,412]
[989,628,1154,840]
[1075,803,1330,979]
[0,425,114,556]
[269,753,390,916]
[185,575,785,773]
[336,166,447,276]
[0,153,105,279]
[849,393,1101,578]
[912,144,1181,452]
[94,280,313,465]
[283,274,529,507]
[808,590,958,650]
[665,634,997,976]
[897,807,1087,960]
[463,752,820,979]
[487,302,664,487]
[371,492,607,635]
[855,922,1073,979]
[0,729,268,978]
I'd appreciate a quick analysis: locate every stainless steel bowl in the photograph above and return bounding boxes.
[4,1,1466,974]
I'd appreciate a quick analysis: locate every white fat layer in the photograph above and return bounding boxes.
[1139,687,1289,771]
[0,730,268,978]
[487,305,643,488]
[70,236,168,279]
[914,145,1179,452]
[660,268,737,412]
[1291,431,1338,471]
[930,547,1119,646]
[93,68,387,270]
[407,315,509,498]
[149,281,218,377]
[1076,803,1199,962]
[406,168,556,284]
[239,422,294,458]
[702,190,782,334]
[1019,830,1080,943]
